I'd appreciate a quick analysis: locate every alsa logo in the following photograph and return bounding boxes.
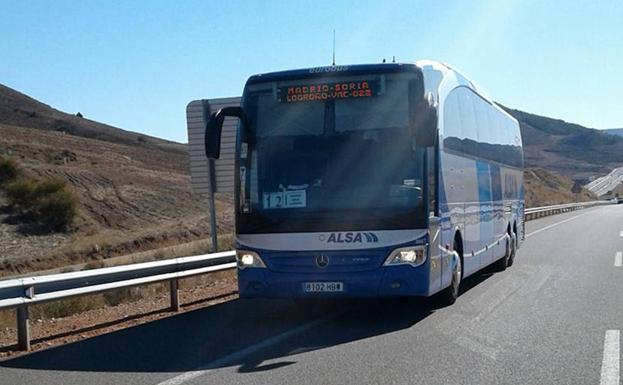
[326,232,379,243]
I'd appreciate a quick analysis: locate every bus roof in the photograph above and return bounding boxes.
[245,63,421,85]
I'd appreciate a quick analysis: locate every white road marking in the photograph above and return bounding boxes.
[157,312,340,385]
[525,212,590,238]
[615,252,622,268]
[600,330,620,385]
[620,231,623,237]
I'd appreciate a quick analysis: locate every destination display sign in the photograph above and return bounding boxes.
[278,79,379,103]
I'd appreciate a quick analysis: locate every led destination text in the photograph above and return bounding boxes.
[279,80,378,103]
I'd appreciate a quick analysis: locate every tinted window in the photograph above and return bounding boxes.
[444,86,522,168]
[255,93,324,137]
[239,72,428,233]
[456,87,478,158]
[335,78,410,132]
[443,89,462,152]
[473,95,493,158]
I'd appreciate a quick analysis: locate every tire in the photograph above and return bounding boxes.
[507,232,517,267]
[436,249,462,306]
[494,235,511,271]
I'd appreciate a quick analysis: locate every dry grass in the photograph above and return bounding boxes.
[0,123,233,275]
[31,296,104,320]
[0,157,21,184]
[524,168,596,207]
[0,309,14,329]
[0,270,235,331]
[0,237,237,327]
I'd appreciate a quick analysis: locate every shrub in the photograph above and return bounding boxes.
[36,176,66,196]
[5,178,37,211]
[5,176,78,230]
[36,188,78,229]
[0,157,21,184]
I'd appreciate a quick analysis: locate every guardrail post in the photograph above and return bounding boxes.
[169,279,180,312]
[17,306,30,351]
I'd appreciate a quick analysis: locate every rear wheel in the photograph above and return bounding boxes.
[507,232,517,267]
[494,235,511,271]
[436,248,462,306]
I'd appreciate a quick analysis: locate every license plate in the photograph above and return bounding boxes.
[302,282,344,292]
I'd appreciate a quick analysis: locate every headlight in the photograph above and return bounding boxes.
[383,245,427,267]
[236,250,266,270]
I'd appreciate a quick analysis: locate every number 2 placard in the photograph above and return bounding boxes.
[262,190,306,209]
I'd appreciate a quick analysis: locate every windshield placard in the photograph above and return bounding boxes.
[263,190,307,209]
[278,79,380,103]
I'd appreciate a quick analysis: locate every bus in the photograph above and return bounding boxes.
[204,60,524,305]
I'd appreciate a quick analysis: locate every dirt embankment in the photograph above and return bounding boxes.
[502,106,623,181]
[0,123,234,276]
[524,167,595,207]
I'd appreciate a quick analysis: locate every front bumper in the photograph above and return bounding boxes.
[238,264,429,299]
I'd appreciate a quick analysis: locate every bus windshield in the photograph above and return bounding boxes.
[237,72,429,234]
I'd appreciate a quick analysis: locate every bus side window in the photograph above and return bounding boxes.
[442,90,462,153]
[457,88,478,158]
[471,92,488,157]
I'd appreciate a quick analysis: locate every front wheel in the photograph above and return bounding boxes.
[436,250,462,306]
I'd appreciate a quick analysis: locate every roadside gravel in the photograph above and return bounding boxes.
[0,273,237,358]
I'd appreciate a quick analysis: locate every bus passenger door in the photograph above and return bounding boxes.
[427,147,443,294]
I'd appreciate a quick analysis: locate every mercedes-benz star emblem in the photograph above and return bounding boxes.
[316,254,329,268]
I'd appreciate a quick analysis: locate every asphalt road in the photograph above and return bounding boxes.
[1,204,622,385]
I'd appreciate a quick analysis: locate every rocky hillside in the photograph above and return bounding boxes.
[524,168,594,207]
[0,86,234,275]
[0,84,184,154]
[603,128,623,138]
[502,106,623,182]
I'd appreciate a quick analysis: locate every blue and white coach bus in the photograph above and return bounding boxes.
[205,60,524,304]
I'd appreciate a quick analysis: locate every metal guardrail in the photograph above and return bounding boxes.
[0,199,613,352]
[0,250,236,351]
[524,200,612,221]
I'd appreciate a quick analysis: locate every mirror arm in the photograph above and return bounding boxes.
[204,106,248,159]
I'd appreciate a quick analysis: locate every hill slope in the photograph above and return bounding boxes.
[501,106,623,182]
[0,84,185,154]
[603,128,623,138]
[0,85,235,275]
[524,168,594,207]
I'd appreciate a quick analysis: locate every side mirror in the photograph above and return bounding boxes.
[205,106,248,159]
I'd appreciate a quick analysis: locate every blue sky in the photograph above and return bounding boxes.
[1,0,622,143]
